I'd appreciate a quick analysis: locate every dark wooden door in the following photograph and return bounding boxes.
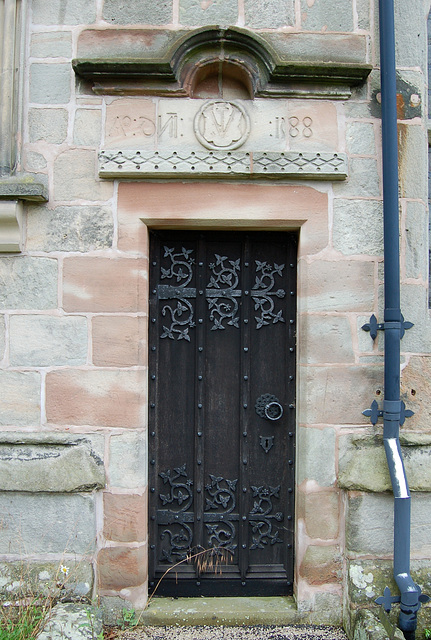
[148,231,297,596]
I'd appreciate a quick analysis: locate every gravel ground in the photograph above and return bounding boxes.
[109,625,349,640]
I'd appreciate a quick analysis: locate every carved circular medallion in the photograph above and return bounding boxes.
[194,100,250,150]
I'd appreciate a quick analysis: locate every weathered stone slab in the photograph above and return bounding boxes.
[103,0,172,25]
[46,370,146,428]
[401,355,431,431]
[0,371,41,426]
[404,201,428,280]
[73,109,102,147]
[32,0,97,25]
[339,432,431,492]
[298,365,383,425]
[9,315,88,366]
[297,489,340,539]
[300,544,342,584]
[37,603,102,640]
[26,205,113,252]
[109,431,148,489]
[30,63,71,104]
[0,493,96,554]
[0,432,105,492]
[297,427,336,487]
[0,256,57,309]
[346,492,431,556]
[301,0,354,32]
[245,0,294,28]
[30,31,73,58]
[92,316,145,366]
[299,259,375,312]
[0,559,93,599]
[97,545,147,591]
[29,108,68,144]
[298,315,354,364]
[0,315,5,359]
[333,199,383,256]
[179,0,237,26]
[0,200,23,252]
[54,149,113,201]
[103,491,148,542]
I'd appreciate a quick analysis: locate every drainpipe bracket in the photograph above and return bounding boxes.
[361,314,414,341]
[362,399,414,425]
[376,586,401,612]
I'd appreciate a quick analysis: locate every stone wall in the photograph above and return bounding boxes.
[0,0,430,632]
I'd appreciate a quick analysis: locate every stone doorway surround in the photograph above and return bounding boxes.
[72,23,376,623]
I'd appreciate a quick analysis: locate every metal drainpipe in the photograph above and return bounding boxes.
[377,1,425,638]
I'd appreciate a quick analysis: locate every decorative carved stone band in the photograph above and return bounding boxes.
[99,149,348,180]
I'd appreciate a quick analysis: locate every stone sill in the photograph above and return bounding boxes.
[0,176,48,202]
[99,150,348,181]
[0,175,48,251]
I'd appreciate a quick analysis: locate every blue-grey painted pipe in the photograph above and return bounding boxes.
[378,0,420,637]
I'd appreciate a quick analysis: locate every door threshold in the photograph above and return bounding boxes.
[141,596,302,626]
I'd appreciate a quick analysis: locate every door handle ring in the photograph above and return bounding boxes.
[264,401,284,421]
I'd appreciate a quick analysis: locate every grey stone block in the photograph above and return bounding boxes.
[301,0,353,32]
[0,493,96,554]
[0,371,41,426]
[297,427,336,487]
[37,603,102,640]
[30,63,71,104]
[0,432,105,492]
[339,433,431,493]
[29,108,68,144]
[394,0,427,69]
[333,199,383,256]
[398,124,428,201]
[32,0,96,25]
[109,431,147,489]
[356,0,370,30]
[346,492,431,556]
[244,0,294,29]
[179,0,238,26]
[405,201,428,280]
[103,0,172,25]
[54,149,113,201]
[25,152,47,171]
[0,559,93,599]
[9,315,88,366]
[30,32,73,58]
[73,109,102,147]
[0,315,4,360]
[333,157,380,198]
[346,121,376,155]
[0,256,57,309]
[26,205,113,252]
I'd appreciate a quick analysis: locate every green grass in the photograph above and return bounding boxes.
[0,602,48,640]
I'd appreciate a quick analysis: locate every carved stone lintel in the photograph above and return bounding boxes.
[0,200,23,252]
[99,149,348,180]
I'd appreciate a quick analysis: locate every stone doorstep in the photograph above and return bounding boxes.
[139,596,302,626]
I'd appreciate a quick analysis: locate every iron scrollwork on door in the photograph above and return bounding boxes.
[252,261,286,329]
[157,249,287,339]
[206,255,241,330]
[157,464,194,563]
[205,475,238,553]
[249,484,284,550]
[159,246,196,341]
